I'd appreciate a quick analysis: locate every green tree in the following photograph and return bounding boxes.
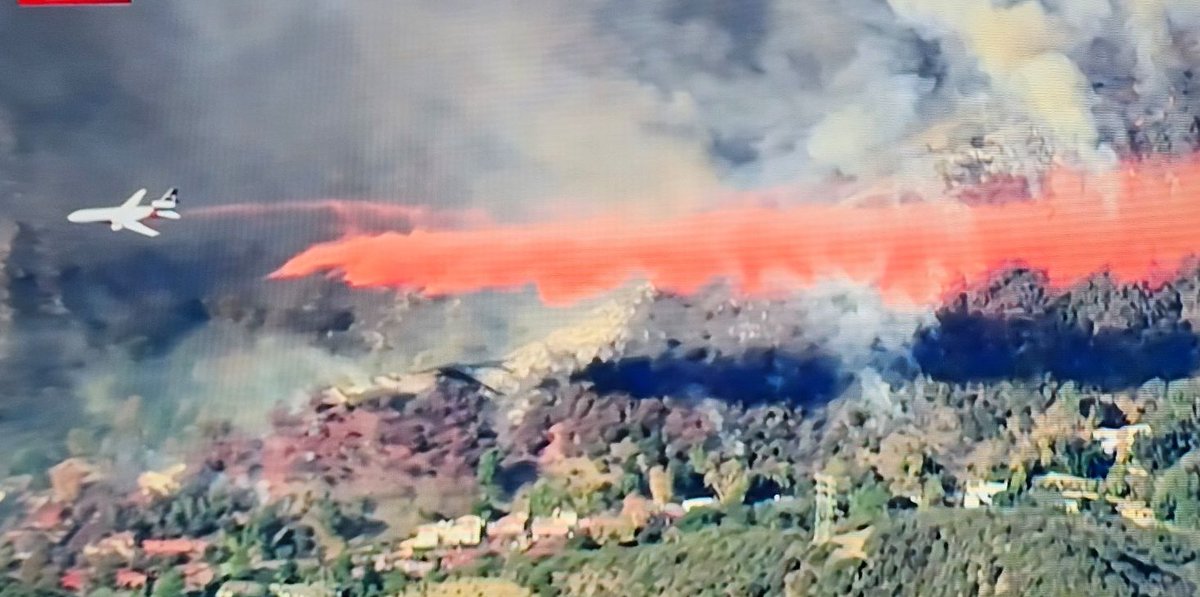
[381,571,409,595]
[274,559,299,584]
[151,570,185,597]
[846,482,890,527]
[920,475,946,509]
[330,552,355,586]
[473,449,505,520]
[703,459,751,506]
[1152,465,1200,526]
[477,448,503,502]
[86,590,133,597]
[526,481,565,517]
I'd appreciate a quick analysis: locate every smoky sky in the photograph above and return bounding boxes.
[5,0,1200,242]
[2,4,365,255]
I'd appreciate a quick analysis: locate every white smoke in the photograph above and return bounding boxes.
[795,279,933,376]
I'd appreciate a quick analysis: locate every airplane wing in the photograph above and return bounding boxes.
[120,220,160,238]
[120,188,148,209]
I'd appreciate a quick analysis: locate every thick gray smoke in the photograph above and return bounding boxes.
[1,0,1199,465]
[6,1,1200,220]
[604,0,1200,186]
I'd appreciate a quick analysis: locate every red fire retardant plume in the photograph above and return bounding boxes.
[269,159,1200,306]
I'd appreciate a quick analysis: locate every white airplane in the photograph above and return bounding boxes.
[66,187,180,238]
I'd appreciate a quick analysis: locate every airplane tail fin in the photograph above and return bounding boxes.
[151,187,178,210]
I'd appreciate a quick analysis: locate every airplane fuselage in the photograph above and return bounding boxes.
[67,205,155,224]
[67,187,178,237]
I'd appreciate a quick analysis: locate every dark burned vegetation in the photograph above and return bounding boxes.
[920,269,1200,389]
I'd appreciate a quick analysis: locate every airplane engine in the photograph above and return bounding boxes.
[151,188,178,210]
[110,222,122,231]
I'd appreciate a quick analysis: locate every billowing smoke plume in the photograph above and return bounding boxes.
[602,0,1200,186]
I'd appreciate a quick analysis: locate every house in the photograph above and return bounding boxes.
[1034,472,1099,493]
[215,581,267,597]
[531,509,578,541]
[1114,499,1157,528]
[1092,424,1152,460]
[828,527,873,563]
[393,559,436,578]
[486,512,529,549]
[963,480,1008,509]
[1060,489,1101,501]
[442,515,484,547]
[401,525,440,551]
[751,495,781,508]
[578,515,636,544]
[681,497,717,513]
[1053,498,1081,514]
[372,548,438,577]
[487,512,528,537]
[267,583,335,597]
[142,538,208,558]
[400,515,484,551]
[83,532,136,563]
[659,503,686,519]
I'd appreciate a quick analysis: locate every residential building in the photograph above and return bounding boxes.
[400,515,484,551]
[400,525,440,551]
[1060,489,1101,501]
[267,583,334,597]
[963,480,1009,509]
[486,515,529,551]
[1054,498,1081,514]
[142,538,208,558]
[392,559,436,578]
[1114,499,1157,528]
[681,497,717,512]
[828,527,873,562]
[216,581,267,597]
[1034,472,1099,493]
[659,503,686,519]
[530,509,578,541]
[442,515,484,546]
[1093,424,1152,461]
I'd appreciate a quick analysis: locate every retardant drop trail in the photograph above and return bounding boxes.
[191,200,491,233]
[268,159,1200,306]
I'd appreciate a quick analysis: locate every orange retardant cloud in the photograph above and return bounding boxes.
[268,159,1200,307]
